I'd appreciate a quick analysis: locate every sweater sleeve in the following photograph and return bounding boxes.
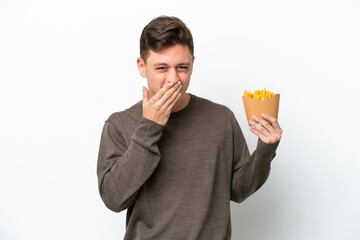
[97,116,165,212]
[230,112,279,203]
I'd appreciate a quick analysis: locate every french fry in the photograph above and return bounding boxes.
[243,88,275,101]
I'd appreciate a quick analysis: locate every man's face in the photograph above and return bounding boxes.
[137,44,194,99]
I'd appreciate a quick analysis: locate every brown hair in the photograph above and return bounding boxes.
[140,16,194,63]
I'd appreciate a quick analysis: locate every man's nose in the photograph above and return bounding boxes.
[167,68,180,85]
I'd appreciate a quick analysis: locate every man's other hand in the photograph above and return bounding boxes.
[249,113,282,144]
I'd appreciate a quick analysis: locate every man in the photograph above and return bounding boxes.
[97,16,282,239]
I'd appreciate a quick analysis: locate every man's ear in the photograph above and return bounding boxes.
[137,57,146,78]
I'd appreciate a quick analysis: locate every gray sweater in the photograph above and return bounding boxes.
[97,93,279,240]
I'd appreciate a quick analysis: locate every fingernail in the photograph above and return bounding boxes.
[252,115,257,120]
[261,113,265,117]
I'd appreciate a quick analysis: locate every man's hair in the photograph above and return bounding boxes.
[140,16,194,63]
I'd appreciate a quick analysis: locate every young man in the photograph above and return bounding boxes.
[97,16,282,239]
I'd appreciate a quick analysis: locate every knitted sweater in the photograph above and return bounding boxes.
[97,93,279,240]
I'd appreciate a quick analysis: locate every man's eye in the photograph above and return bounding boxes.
[156,67,166,70]
[178,66,188,70]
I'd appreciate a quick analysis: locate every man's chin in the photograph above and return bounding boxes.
[172,92,190,112]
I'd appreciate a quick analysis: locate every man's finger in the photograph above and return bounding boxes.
[249,126,271,144]
[261,113,282,134]
[160,82,182,108]
[260,113,276,122]
[254,116,278,136]
[250,115,282,143]
[249,118,272,139]
[162,84,182,110]
[151,82,175,102]
[166,92,182,114]
[156,81,181,106]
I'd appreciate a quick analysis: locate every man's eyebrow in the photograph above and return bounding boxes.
[153,62,191,67]
[177,62,191,66]
[153,63,169,67]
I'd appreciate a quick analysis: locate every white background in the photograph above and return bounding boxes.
[1,0,359,239]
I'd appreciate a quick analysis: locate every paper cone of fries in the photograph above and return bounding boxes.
[242,94,280,126]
